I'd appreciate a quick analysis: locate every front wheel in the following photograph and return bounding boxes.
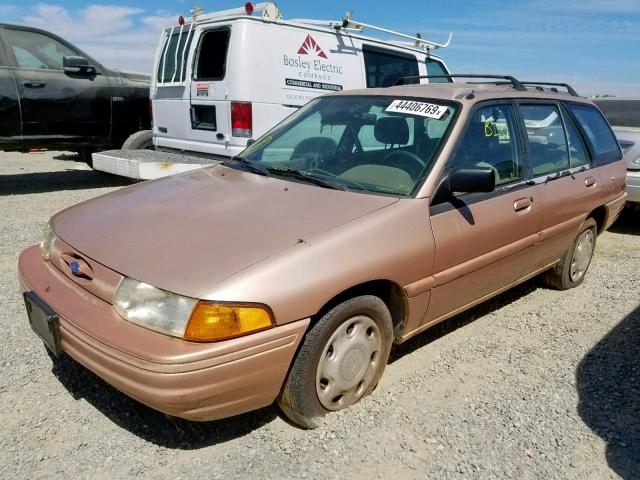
[543,218,597,290]
[278,295,393,429]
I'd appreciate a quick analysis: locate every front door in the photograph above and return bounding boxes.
[4,27,111,147]
[427,102,540,322]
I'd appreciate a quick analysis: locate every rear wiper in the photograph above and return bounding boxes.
[267,167,349,191]
[227,156,269,176]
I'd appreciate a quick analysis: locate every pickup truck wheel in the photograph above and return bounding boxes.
[77,148,95,168]
[543,218,597,290]
[122,130,153,150]
[278,295,393,429]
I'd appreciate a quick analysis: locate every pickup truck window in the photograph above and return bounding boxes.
[568,104,622,165]
[5,28,77,70]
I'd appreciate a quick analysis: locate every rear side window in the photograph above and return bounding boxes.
[521,105,570,176]
[567,104,621,165]
[363,46,418,88]
[157,28,194,83]
[194,29,230,80]
[425,58,451,83]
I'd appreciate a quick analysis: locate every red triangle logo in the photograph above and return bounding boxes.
[297,34,328,59]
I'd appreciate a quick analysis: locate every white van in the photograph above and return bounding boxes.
[94,3,454,178]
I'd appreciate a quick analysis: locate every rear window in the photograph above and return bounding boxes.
[567,104,622,165]
[425,58,451,83]
[157,28,194,83]
[363,46,419,88]
[194,29,230,80]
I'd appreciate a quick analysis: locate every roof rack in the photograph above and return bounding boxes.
[395,74,527,91]
[326,11,453,51]
[520,82,580,97]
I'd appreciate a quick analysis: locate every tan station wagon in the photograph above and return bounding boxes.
[19,75,627,428]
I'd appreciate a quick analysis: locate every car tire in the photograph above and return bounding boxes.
[542,218,597,290]
[278,295,393,429]
[122,130,153,150]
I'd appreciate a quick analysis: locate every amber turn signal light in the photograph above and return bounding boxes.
[184,302,273,342]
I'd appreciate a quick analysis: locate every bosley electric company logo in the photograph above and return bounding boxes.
[297,34,328,59]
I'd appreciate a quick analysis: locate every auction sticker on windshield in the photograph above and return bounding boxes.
[385,100,448,119]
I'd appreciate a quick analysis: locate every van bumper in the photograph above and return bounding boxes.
[627,170,640,204]
[18,245,308,421]
[154,136,246,159]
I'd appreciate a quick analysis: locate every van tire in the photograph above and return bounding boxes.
[122,130,153,150]
[277,295,393,429]
[543,218,597,290]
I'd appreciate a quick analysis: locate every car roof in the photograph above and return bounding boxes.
[331,82,595,106]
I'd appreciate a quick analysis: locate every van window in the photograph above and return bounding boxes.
[425,58,451,83]
[363,46,419,88]
[521,105,570,176]
[157,29,194,83]
[567,104,621,165]
[450,104,522,186]
[194,29,230,80]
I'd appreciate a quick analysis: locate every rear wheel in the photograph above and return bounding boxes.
[543,218,597,290]
[122,130,153,150]
[278,295,393,429]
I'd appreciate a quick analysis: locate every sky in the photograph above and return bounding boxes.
[2,0,639,97]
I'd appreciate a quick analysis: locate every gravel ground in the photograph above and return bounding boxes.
[1,151,639,480]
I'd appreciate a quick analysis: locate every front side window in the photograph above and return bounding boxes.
[567,104,621,165]
[521,105,570,176]
[194,29,230,80]
[425,58,451,83]
[449,104,522,186]
[240,96,457,196]
[5,28,78,70]
[363,46,419,88]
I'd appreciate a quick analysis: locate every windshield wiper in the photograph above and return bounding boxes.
[267,167,349,191]
[227,156,269,176]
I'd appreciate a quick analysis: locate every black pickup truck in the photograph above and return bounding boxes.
[0,24,151,162]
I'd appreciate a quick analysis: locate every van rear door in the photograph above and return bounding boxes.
[186,26,232,156]
[152,25,195,151]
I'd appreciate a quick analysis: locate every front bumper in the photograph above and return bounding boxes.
[18,245,308,421]
[627,170,640,204]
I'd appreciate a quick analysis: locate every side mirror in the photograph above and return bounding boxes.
[433,167,496,204]
[63,56,96,75]
[449,167,496,193]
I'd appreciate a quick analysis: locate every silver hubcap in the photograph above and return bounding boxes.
[570,229,595,282]
[316,315,382,411]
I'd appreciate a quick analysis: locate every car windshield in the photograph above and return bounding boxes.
[237,96,457,196]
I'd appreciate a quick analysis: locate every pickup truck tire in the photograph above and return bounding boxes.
[122,130,153,150]
[543,218,597,290]
[77,148,95,168]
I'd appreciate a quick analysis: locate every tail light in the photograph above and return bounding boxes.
[231,101,252,138]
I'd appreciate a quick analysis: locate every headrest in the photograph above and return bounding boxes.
[374,117,409,145]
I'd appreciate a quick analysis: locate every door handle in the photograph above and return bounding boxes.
[23,81,46,88]
[513,197,532,212]
[585,176,596,187]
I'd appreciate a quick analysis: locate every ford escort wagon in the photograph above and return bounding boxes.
[19,75,627,428]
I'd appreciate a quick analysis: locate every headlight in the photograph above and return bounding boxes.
[40,223,56,260]
[114,277,274,341]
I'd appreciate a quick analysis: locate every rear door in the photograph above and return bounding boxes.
[518,101,601,271]
[3,26,111,147]
[187,27,232,151]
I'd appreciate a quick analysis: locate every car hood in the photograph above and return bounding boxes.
[52,165,397,298]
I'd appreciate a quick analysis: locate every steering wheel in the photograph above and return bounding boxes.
[382,150,426,173]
